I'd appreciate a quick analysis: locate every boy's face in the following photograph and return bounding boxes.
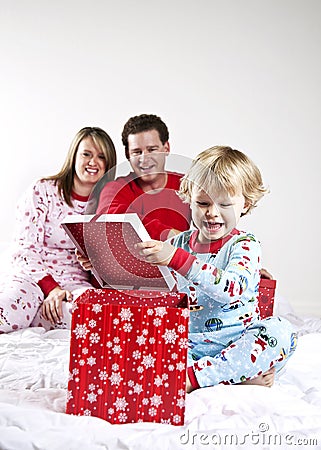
[190,187,249,244]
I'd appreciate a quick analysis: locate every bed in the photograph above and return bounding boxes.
[0,243,321,450]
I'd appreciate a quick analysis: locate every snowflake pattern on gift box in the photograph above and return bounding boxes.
[66,289,189,426]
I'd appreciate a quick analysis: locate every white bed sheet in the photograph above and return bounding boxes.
[0,313,321,450]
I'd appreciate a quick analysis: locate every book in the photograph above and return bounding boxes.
[62,213,176,291]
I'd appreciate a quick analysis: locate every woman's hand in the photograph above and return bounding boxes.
[41,286,72,325]
[75,249,93,271]
[135,240,176,266]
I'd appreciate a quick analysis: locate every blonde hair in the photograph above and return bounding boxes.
[44,127,117,206]
[179,146,268,214]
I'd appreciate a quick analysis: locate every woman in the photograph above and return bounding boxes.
[0,127,117,333]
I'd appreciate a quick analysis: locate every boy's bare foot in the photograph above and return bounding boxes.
[239,367,275,388]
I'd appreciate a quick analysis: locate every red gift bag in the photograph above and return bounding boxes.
[258,279,276,319]
[66,288,189,425]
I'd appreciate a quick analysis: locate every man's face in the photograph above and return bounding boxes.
[127,129,170,189]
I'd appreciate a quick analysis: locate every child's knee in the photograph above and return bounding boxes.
[262,316,298,362]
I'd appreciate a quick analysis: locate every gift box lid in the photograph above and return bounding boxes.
[62,213,176,291]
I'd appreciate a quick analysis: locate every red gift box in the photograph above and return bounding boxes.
[258,279,276,319]
[66,288,189,425]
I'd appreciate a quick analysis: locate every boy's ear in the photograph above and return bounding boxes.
[242,200,251,215]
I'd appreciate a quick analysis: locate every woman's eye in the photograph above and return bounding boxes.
[99,154,106,160]
[220,203,232,207]
[83,152,91,157]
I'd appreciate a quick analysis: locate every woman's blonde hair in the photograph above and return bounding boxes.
[44,127,117,206]
[179,146,268,214]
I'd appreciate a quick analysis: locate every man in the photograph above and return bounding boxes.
[96,114,191,240]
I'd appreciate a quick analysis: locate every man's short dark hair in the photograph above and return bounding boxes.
[122,114,169,159]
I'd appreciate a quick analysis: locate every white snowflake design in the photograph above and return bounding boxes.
[92,304,102,313]
[79,359,85,366]
[136,335,146,345]
[73,323,89,339]
[87,392,97,403]
[150,394,163,407]
[118,413,128,423]
[171,353,178,360]
[182,309,190,318]
[119,307,133,321]
[113,318,119,325]
[88,319,96,328]
[147,309,154,315]
[112,345,122,354]
[153,318,162,327]
[113,336,120,343]
[149,407,157,417]
[123,322,133,333]
[179,337,189,349]
[99,371,108,380]
[66,390,73,402]
[110,372,123,386]
[162,328,178,344]
[142,354,156,369]
[82,347,88,354]
[132,350,141,359]
[177,324,186,333]
[114,397,128,411]
[112,363,119,371]
[88,383,96,391]
[133,383,143,394]
[155,307,167,317]
[89,333,100,344]
[176,362,186,371]
[177,397,185,408]
[87,356,96,366]
[83,409,92,416]
[173,414,182,424]
[154,375,163,387]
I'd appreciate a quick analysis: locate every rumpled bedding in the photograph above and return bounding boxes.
[0,312,321,450]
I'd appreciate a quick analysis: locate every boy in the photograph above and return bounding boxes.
[137,146,297,392]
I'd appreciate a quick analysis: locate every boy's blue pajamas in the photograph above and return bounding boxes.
[168,229,297,389]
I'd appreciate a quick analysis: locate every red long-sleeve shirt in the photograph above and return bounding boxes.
[97,171,191,240]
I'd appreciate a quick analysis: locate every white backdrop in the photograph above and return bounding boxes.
[1,0,320,316]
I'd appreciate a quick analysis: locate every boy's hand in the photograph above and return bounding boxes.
[136,240,177,266]
[260,267,273,280]
[75,249,93,271]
